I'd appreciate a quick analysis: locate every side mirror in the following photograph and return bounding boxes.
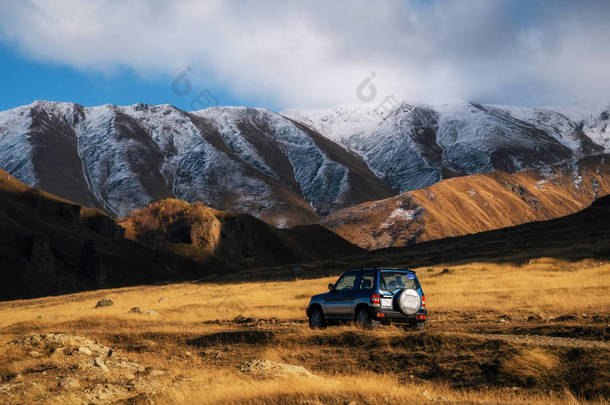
[328,283,334,292]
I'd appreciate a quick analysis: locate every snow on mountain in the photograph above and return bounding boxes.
[0,100,608,227]
[0,104,36,186]
[284,101,608,194]
[0,101,392,226]
[540,103,610,151]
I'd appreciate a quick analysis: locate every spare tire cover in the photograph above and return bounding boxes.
[396,289,421,316]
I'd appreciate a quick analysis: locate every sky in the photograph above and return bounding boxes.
[0,0,609,112]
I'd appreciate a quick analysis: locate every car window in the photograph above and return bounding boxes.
[380,271,419,291]
[358,271,375,290]
[334,272,357,291]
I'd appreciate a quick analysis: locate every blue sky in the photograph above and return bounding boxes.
[0,1,609,111]
[0,43,262,112]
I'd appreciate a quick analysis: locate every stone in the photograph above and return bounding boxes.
[95,298,113,308]
[51,347,65,356]
[28,350,42,357]
[129,307,143,314]
[94,356,109,371]
[78,346,92,356]
[239,359,313,378]
[144,310,159,316]
[58,377,80,389]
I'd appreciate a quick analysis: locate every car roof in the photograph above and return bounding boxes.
[378,267,416,273]
[349,267,416,274]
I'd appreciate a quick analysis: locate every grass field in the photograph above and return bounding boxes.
[1,258,609,404]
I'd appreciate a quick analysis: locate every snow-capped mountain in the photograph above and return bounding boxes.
[0,101,392,226]
[284,101,609,193]
[0,100,608,227]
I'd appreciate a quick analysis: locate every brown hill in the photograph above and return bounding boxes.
[322,154,610,249]
[118,199,363,269]
[370,192,610,267]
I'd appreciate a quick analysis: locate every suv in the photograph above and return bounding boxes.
[306,267,427,330]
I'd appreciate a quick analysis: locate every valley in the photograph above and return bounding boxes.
[0,259,607,404]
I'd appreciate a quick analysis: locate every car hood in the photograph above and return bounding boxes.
[310,292,329,301]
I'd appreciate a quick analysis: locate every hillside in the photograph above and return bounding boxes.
[364,192,610,269]
[0,169,218,300]
[0,171,361,300]
[119,199,362,269]
[284,101,609,193]
[0,101,394,227]
[323,154,610,249]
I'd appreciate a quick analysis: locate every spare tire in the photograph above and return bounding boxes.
[394,289,421,316]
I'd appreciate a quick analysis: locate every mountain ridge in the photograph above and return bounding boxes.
[323,153,610,249]
[1,99,609,228]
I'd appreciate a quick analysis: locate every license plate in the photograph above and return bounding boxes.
[381,298,393,308]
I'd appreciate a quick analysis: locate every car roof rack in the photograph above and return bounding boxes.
[353,266,416,273]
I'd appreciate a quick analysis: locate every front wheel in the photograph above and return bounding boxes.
[356,308,380,329]
[309,307,326,329]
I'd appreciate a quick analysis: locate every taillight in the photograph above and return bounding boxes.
[370,293,380,305]
[421,295,426,308]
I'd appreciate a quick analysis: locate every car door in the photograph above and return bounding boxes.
[324,272,358,319]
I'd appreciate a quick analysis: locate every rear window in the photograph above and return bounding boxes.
[380,271,419,291]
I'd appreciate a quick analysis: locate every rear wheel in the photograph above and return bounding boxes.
[356,308,380,329]
[309,307,326,329]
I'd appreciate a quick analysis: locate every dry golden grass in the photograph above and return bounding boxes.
[1,258,609,404]
[1,258,607,330]
[158,372,574,405]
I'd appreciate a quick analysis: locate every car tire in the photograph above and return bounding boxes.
[308,307,326,329]
[356,308,380,330]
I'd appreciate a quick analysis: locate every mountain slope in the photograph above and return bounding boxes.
[371,193,610,267]
[284,102,609,193]
[0,170,361,300]
[118,198,362,269]
[1,100,609,229]
[0,169,218,300]
[323,154,610,249]
[0,101,393,227]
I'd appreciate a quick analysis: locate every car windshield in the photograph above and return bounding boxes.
[380,271,419,291]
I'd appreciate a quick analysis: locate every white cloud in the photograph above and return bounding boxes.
[0,0,609,109]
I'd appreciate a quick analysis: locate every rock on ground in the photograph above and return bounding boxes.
[239,359,314,378]
[95,298,113,308]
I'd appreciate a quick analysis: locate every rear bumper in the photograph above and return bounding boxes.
[374,308,427,323]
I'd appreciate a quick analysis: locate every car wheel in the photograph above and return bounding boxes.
[356,308,380,329]
[309,307,326,329]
